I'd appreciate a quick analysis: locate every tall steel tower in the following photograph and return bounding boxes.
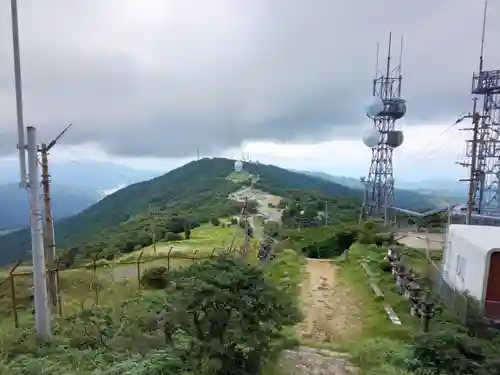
[360,33,406,223]
[459,1,500,223]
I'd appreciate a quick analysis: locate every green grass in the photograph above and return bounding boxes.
[263,248,304,298]
[122,221,243,260]
[227,171,253,182]
[340,244,418,340]
[335,244,425,374]
[399,247,443,276]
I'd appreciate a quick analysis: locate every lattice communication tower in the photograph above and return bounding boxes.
[360,33,406,223]
[459,1,500,222]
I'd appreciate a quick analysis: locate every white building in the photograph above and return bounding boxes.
[442,224,500,320]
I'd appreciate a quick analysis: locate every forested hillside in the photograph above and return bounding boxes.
[0,158,360,266]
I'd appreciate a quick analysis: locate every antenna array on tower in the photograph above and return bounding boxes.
[360,33,406,224]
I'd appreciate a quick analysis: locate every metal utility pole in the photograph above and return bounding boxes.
[10,0,50,339]
[149,203,157,256]
[27,127,51,340]
[10,0,27,187]
[39,123,72,312]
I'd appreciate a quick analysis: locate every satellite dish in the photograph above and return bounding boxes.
[234,160,243,172]
[385,99,407,120]
[366,96,384,118]
[387,130,404,148]
[362,126,381,148]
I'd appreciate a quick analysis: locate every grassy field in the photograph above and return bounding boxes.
[0,220,256,328]
[117,221,244,263]
[227,171,253,183]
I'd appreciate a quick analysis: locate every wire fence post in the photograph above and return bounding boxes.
[92,255,99,305]
[9,261,22,328]
[167,247,173,270]
[137,250,145,290]
[56,259,62,316]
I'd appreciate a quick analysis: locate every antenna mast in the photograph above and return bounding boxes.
[361,33,407,224]
[458,0,500,223]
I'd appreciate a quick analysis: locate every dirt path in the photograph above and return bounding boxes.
[297,259,361,344]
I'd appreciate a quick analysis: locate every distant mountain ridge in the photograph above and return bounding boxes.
[295,171,465,208]
[0,159,161,192]
[0,183,101,230]
[0,160,163,230]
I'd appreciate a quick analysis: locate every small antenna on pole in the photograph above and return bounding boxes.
[398,36,404,74]
[385,32,392,79]
[46,123,72,151]
[375,42,380,77]
[479,0,488,73]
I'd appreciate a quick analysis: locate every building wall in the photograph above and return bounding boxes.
[485,251,500,319]
[442,227,486,302]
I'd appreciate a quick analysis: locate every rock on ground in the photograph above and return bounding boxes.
[279,346,358,375]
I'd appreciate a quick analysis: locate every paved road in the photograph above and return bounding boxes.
[395,231,445,250]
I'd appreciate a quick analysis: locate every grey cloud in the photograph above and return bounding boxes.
[0,0,498,158]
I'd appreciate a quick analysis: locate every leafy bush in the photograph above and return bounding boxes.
[300,227,357,259]
[141,267,170,290]
[210,217,221,226]
[160,254,302,375]
[264,220,281,238]
[406,328,500,375]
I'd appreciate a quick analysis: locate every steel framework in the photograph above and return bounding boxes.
[361,33,404,222]
[460,2,500,222]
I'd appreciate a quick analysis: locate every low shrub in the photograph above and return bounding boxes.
[378,258,392,272]
[141,266,170,289]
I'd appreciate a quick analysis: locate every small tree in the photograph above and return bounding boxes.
[161,255,301,375]
[211,217,221,226]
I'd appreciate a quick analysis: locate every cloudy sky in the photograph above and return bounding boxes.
[0,0,498,182]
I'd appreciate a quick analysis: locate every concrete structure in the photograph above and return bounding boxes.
[442,224,500,320]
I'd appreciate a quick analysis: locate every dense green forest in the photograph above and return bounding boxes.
[0,158,362,266]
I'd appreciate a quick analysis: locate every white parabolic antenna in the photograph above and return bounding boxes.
[362,126,381,148]
[365,96,384,118]
[234,160,243,172]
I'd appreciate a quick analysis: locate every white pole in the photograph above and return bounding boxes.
[10,0,27,187]
[26,126,51,340]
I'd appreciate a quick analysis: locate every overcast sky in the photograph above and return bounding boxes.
[0,0,498,181]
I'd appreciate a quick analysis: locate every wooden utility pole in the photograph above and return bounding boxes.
[40,143,58,311]
[149,203,157,256]
[243,196,249,258]
[324,200,328,226]
[39,123,73,312]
